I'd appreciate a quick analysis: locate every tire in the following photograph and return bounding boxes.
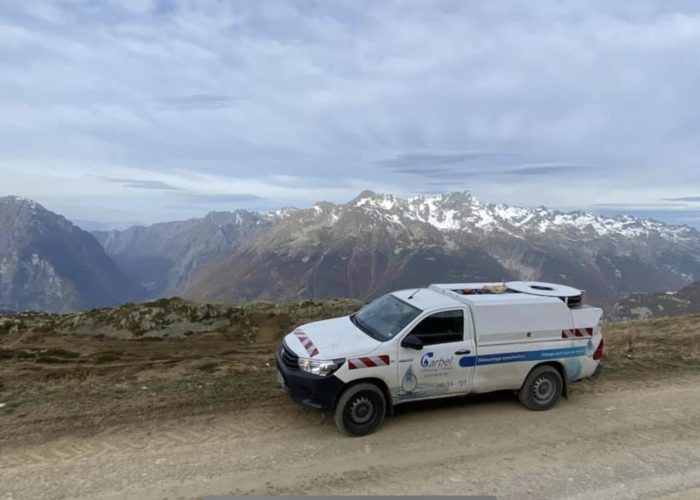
[518,365,563,411]
[334,383,386,436]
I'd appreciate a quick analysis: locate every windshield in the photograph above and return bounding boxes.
[352,294,421,341]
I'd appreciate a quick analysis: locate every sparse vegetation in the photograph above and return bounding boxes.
[0,297,697,449]
[601,314,700,379]
[43,349,80,358]
[0,296,363,339]
[94,351,123,363]
[196,362,219,373]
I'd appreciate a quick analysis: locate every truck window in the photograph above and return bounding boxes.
[409,310,464,345]
[352,294,421,341]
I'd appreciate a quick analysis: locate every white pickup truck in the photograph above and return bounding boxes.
[275,281,604,436]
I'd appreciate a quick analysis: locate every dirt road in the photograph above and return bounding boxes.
[2,374,699,500]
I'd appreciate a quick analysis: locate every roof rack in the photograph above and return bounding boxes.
[429,281,584,308]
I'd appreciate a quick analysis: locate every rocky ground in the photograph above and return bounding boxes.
[0,297,363,447]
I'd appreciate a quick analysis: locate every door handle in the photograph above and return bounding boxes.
[455,349,471,355]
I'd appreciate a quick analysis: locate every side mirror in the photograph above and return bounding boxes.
[401,335,423,350]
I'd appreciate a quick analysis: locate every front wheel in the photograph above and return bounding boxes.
[518,365,563,411]
[334,383,386,436]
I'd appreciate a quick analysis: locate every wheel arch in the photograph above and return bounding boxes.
[338,377,394,415]
[524,361,568,398]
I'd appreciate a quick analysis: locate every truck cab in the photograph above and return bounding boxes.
[275,281,604,436]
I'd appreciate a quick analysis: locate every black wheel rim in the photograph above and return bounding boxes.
[349,396,374,424]
[344,391,383,433]
[531,374,557,405]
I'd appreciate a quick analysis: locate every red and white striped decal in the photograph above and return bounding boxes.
[348,355,390,370]
[561,327,594,339]
[294,329,319,357]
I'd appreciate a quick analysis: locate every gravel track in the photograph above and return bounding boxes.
[2,375,699,499]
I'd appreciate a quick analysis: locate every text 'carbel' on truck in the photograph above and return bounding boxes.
[275,281,604,436]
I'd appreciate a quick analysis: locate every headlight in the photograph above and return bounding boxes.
[297,357,345,376]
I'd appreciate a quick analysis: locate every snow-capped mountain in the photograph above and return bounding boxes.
[346,190,695,241]
[170,190,700,306]
[5,190,696,312]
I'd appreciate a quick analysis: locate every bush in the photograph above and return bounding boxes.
[44,349,80,359]
[197,362,219,373]
[94,351,123,364]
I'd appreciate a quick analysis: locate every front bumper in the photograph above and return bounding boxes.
[275,348,345,413]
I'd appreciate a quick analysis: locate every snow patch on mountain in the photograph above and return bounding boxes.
[346,191,695,241]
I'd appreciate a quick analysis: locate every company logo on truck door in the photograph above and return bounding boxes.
[420,352,453,369]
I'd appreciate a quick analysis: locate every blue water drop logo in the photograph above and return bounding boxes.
[402,365,417,393]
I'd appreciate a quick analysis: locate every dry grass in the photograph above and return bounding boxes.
[602,314,700,378]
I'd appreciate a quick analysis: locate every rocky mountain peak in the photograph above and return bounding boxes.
[1,195,48,221]
[0,196,144,312]
[324,190,696,241]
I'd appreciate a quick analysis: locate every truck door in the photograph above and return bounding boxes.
[395,308,476,401]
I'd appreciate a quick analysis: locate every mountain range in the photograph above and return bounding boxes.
[2,191,700,312]
[0,196,145,312]
[97,190,700,308]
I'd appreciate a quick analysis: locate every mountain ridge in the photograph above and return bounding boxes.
[4,190,698,311]
[610,280,700,321]
[0,196,145,312]
[171,190,700,306]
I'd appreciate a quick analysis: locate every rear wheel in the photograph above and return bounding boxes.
[334,383,386,436]
[518,365,563,411]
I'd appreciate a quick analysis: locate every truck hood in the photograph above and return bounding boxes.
[284,316,381,360]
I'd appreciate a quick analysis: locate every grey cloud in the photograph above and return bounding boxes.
[378,152,498,169]
[103,178,185,191]
[502,165,584,176]
[180,193,261,204]
[102,177,260,203]
[157,94,239,111]
[664,196,700,202]
[395,168,456,175]
[395,163,583,180]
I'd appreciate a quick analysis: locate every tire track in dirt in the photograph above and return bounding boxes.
[2,375,700,499]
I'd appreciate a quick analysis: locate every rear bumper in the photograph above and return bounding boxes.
[275,349,344,413]
[592,362,603,379]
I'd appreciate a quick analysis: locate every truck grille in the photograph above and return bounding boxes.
[281,342,299,370]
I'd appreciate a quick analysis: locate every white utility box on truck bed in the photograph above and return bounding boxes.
[275,281,604,436]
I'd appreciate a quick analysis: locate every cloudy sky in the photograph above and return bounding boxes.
[1,0,699,228]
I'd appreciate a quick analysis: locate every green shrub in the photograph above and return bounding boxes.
[196,362,219,373]
[94,351,123,364]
